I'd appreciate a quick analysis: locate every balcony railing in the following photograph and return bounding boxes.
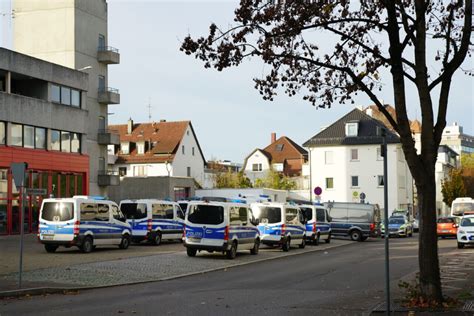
[98,87,120,104]
[98,129,120,145]
[98,170,120,186]
[97,46,120,64]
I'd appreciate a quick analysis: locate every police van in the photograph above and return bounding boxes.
[119,199,185,245]
[38,196,131,253]
[251,202,306,251]
[184,201,260,259]
[300,204,332,245]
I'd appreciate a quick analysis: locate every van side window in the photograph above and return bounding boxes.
[239,207,248,222]
[230,207,241,225]
[300,207,312,221]
[152,204,174,219]
[120,203,147,220]
[176,206,185,220]
[297,210,305,223]
[97,204,110,221]
[316,209,325,222]
[286,208,298,224]
[80,203,97,221]
[111,205,126,222]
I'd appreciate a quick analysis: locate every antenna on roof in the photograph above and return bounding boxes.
[147,97,152,122]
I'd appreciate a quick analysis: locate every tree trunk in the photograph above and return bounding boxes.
[416,170,443,301]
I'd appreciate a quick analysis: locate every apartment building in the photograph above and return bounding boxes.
[12,0,121,195]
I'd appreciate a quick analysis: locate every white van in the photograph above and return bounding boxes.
[251,202,306,251]
[184,201,260,259]
[38,196,131,253]
[119,199,185,245]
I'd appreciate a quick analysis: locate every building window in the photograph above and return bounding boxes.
[0,122,5,145]
[252,163,262,171]
[187,167,191,177]
[98,34,106,50]
[351,176,359,187]
[378,175,384,186]
[51,84,61,103]
[325,177,334,189]
[23,125,35,149]
[377,147,383,160]
[71,90,80,107]
[11,124,23,146]
[121,142,129,155]
[71,133,80,153]
[61,86,71,105]
[61,132,71,152]
[192,147,195,156]
[119,167,127,176]
[134,165,146,177]
[325,151,334,164]
[187,130,190,136]
[182,145,185,155]
[51,130,60,151]
[35,127,46,149]
[276,144,284,151]
[137,142,145,155]
[98,75,105,92]
[345,122,358,137]
[351,149,358,161]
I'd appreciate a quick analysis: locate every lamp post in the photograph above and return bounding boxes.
[381,127,390,315]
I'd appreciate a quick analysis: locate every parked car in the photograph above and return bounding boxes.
[119,199,185,245]
[324,202,381,241]
[412,218,419,232]
[38,196,131,253]
[437,217,459,238]
[457,215,474,249]
[184,201,260,259]
[383,217,413,238]
[300,204,331,245]
[251,202,306,251]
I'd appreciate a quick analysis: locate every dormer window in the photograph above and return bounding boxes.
[121,142,129,155]
[345,121,359,137]
[137,142,145,155]
[276,144,284,151]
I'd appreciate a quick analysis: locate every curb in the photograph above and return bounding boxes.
[0,239,354,299]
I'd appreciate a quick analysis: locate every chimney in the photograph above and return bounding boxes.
[127,118,133,134]
[271,132,276,143]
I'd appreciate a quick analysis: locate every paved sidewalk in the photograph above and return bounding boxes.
[0,239,351,294]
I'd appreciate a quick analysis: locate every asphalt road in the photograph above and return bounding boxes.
[0,236,463,316]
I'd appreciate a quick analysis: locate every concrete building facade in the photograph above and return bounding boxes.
[12,0,120,195]
[0,48,90,235]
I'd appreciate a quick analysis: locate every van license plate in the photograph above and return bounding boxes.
[42,234,54,240]
[189,237,201,243]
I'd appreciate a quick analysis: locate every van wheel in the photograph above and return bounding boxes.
[458,242,465,249]
[44,244,58,253]
[81,237,93,253]
[282,237,291,252]
[299,237,306,249]
[119,235,130,249]
[350,230,362,242]
[250,240,260,255]
[187,248,197,257]
[226,242,237,259]
[152,232,162,246]
[325,233,331,244]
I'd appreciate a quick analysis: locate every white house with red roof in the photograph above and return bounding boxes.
[108,118,206,185]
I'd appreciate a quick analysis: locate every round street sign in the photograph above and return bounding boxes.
[314,186,322,196]
[360,192,366,200]
[352,191,359,197]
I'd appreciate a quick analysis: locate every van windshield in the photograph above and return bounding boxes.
[452,203,474,216]
[300,207,313,221]
[41,202,74,222]
[187,205,224,225]
[253,206,282,224]
[120,203,147,219]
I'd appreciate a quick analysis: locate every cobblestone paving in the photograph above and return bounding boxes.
[1,239,351,288]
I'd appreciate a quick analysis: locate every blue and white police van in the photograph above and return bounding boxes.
[119,199,185,245]
[38,196,131,253]
[251,202,306,251]
[299,204,332,245]
[184,201,260,259]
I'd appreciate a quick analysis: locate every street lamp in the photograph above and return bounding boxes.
[380,127,391,315]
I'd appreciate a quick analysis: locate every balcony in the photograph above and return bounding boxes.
[98,87,120,104]
[98,129,120,145]
[97,46,120,64]
[98,170,120,186]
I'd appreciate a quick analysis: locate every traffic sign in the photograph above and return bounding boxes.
[314,186,322,196]
[26,188,47,196]
[11,162,27,189]
[360,192,366,200]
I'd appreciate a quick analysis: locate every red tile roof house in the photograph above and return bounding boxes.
[243,133,308,185]
[108,119,206,185]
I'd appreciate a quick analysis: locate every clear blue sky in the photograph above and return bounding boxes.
[1,1,473,162]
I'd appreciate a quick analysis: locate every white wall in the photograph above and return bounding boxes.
[196,188,288,203]
[307,144,413,213]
